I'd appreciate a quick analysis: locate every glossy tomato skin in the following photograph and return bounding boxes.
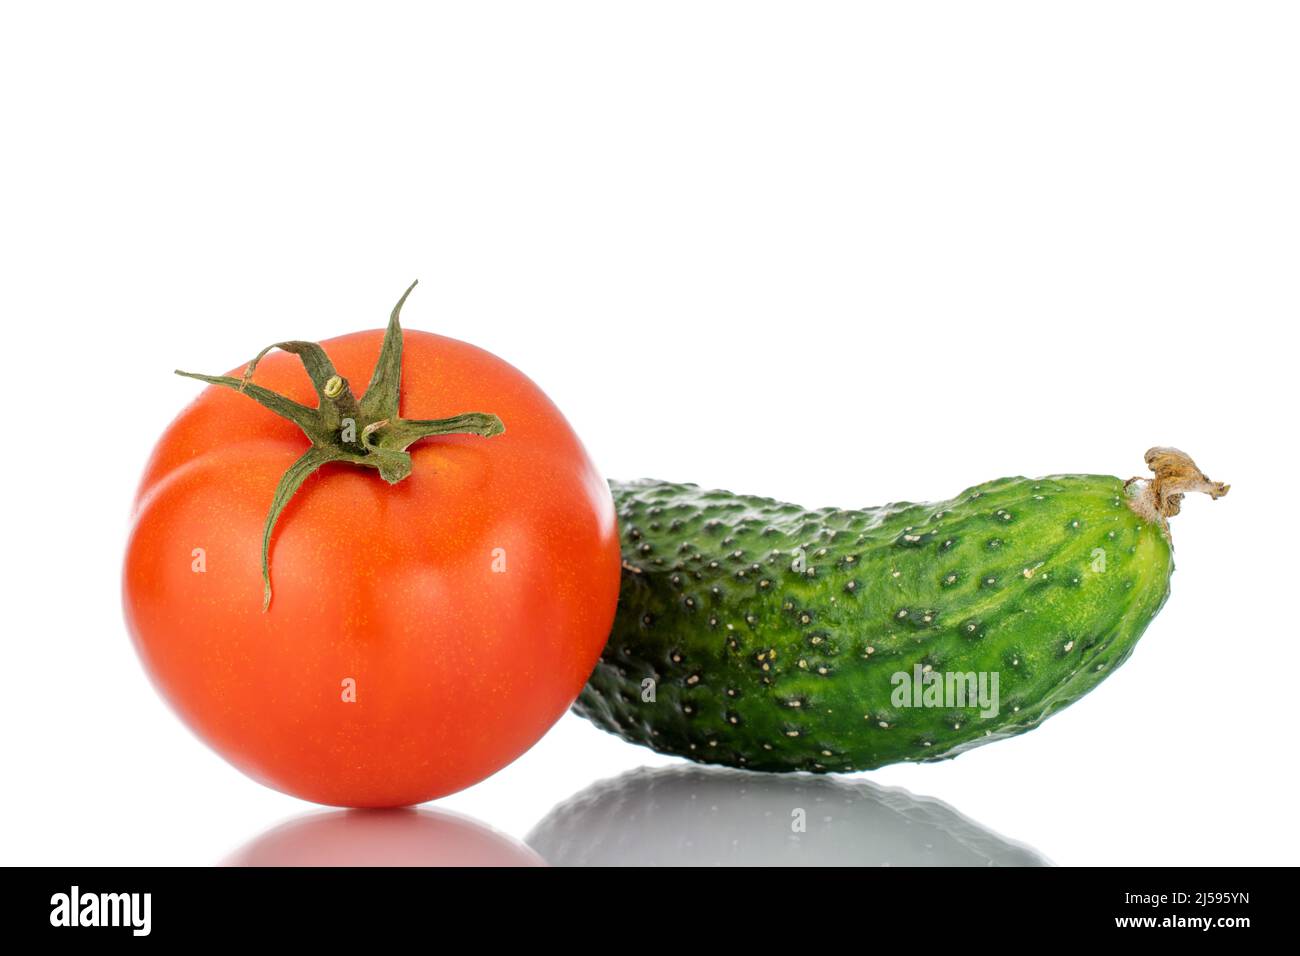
[124,330,620,807]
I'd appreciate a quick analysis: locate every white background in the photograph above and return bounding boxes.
[2,1,1296,866]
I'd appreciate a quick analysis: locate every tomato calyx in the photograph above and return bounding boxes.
[175,281,505,611]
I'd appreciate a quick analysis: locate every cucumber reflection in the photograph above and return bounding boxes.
[224,807,544,867]
[527,765,1049,866]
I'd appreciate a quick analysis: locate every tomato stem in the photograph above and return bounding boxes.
[175,280,506,610]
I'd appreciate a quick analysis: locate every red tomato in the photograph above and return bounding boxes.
[123,315,620,807]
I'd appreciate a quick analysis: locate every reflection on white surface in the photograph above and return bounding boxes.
[527,765,1050,866]
[224,807,545,867]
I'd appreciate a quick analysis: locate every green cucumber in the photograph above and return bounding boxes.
[574,448,1227,772]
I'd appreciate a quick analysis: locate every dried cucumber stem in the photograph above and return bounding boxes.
[1126,447,1230,527]
[175,281,506,610]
